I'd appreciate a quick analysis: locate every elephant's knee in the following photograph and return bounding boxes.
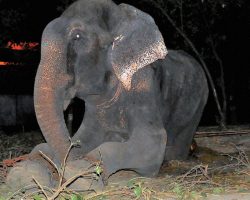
[29,143,60,167]
[132,129,167,176]
[30,143,52,156]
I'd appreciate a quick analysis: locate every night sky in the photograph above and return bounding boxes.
[0,0,249,127]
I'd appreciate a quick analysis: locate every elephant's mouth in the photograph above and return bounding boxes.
[64,97,85,137]
[63,82,121,136]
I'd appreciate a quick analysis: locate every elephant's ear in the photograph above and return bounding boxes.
[109,4,167,90]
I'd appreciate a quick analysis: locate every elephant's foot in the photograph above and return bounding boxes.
[6,143,58,193]
[6,160,55,193]
[30,143,104,191]
[6,159,103,195]
[64,159,104,191]
[164,144,190,161]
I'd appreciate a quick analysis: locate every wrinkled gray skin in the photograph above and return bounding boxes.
[11,0,208,186]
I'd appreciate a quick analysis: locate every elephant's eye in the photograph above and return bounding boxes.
[73,33,81,40]
[71,31,84,41]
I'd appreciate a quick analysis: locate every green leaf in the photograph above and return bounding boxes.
[172,184,182,195]
[71,194,83,200]
[189,191,199,199]
[33,194,42,200]
[212,187,224,194]
[238,188,249,193]
[201,192,207,198]
[98,195,107,200]
[127,179,135,188]
[95,165,103,176]
[133,186,142,198]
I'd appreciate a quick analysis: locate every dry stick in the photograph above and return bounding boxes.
[39,150,60,175]
[222,144,250,168]
[40,141,75,189]
[178,164,206,181]
[241,170,250,176]
[152,192,177,200]
[143,187,156,200]
[22,189,48,199]
[39,141,78,199]
[32,176,49,199]
[177,164,221,188]
[39,141,102,199]
[84,188,133,200]
[234,145,249,165]
[147,0,226,128]
[48,165,96,200]
[195,130,250,137]
[58,142,75,188]
[223,153,248,169]
[212,145,249,173]
[7,184,54,200]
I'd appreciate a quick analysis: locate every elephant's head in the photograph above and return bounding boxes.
[34,0,167,163]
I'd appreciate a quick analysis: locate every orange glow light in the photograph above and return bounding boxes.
[6,41,39,50]
[0,61,8,65]
[0,41,39,67]
[0,61,23,67]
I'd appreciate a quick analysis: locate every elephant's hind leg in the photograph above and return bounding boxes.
[164,98,207,161]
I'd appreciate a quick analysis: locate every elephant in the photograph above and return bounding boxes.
[7,0,208,189]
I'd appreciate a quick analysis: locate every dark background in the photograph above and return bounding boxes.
[0,0,249,128]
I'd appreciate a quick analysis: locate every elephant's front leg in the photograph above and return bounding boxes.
[69,115,105,159]
[86,122,167,177]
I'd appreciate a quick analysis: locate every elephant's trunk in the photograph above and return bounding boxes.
[34,24,71,163]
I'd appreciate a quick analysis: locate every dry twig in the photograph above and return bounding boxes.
[32,176,49,199]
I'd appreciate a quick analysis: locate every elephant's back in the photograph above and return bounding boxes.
[162,50,206,82]
[158,50,208,98]
[154,50,209,125]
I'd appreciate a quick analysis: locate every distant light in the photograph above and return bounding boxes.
[0,41,39,67]
[0,61,8,66]
[6,41,39,50]
[0,61,24,66]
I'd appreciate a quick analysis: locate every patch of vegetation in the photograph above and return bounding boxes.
[1,142,250,200]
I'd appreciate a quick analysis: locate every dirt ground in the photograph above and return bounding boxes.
[0,126,250,199]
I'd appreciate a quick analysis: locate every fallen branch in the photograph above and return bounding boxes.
[48,164,96,200]
[32,176,49,199]
[211,145,249,173]
[195,130,250,138]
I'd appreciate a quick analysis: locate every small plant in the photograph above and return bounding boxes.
[70,194,83,200]
[127,177,154,199]
[172,183,184,199]
[212,187,224,194]
[127,179,142,199]
[95,165,103,176]
[32,194,43,200]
